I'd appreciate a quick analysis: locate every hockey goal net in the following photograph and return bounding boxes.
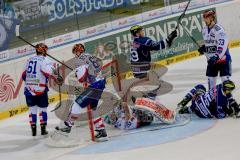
[45,58,123,147]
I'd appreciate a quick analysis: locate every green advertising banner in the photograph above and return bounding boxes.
[85,9,215,62]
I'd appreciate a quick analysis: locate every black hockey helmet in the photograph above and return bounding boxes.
[223,80,235,94]
[130,25,143,36]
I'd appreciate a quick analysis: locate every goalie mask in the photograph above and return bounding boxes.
[222,80,235,95]
[35,43,48,56]
[72,43,85,57]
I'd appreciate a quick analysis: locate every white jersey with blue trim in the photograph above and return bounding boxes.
[202,23,230,61]
[23,55,55,96]
[75,53,103,84]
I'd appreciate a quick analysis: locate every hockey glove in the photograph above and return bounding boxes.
[208,54,219,66]
[228,98,240,118]
[198,45,206,55]
[166,30,177,47]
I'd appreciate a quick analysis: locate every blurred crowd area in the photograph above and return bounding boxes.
[0,0,188,49]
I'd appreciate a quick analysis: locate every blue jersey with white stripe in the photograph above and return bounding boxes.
[189,84,228,118]
[130,37,167,77]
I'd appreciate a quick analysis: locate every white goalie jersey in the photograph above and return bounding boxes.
[202,23,230,61]
[104,98,176,130]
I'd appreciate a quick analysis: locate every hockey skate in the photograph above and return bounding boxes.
[177,105,190,114]
[228,98,240,118]
[94,129,108,142]
[55,122,72,134]
[177,96,192,114]
[41,124,48,136]
[31,124,37,136]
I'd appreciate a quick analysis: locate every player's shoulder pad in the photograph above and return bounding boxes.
[83,52,91,56]
[135,37,152,46]
[214,23,224,32]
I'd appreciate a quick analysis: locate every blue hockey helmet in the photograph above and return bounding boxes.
[194,84,206,96]
[130,25,143,36]
[222,80,235,94]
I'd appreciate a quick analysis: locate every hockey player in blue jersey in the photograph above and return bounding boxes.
[198,10,232,90]
[129,25,177,78]
[120,25,177,118]
[177,80,240,119]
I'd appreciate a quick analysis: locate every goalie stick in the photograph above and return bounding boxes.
[179,22,201,48]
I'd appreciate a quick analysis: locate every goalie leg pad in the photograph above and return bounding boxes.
[135,98,175,124]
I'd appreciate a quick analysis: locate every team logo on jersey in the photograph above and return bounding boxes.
[0,74,15,102]
[217,47,223,54]
[210,33,215,38]
[206,46,217,53]
[214,25,221,31]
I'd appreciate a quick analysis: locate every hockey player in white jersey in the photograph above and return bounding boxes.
[198,10,232,90]
[177,80,240,119]
[56,43,108,142]
[22,43,63,136]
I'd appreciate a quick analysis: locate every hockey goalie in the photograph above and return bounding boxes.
[104,96,177,130]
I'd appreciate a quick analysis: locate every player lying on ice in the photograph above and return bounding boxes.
[104,95,176,130]
[177,80,240,119]
[56,43,108,142]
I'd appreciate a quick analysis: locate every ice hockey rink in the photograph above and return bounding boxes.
[0,47,239,160]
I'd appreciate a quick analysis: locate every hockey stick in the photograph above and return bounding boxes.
[15,25,73,71]
[179,22,201,48]
[51,64,62,112]
[175,0,191,30]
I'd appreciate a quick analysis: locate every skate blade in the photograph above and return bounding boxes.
[52,129,70,137]
[94,137,109,142]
